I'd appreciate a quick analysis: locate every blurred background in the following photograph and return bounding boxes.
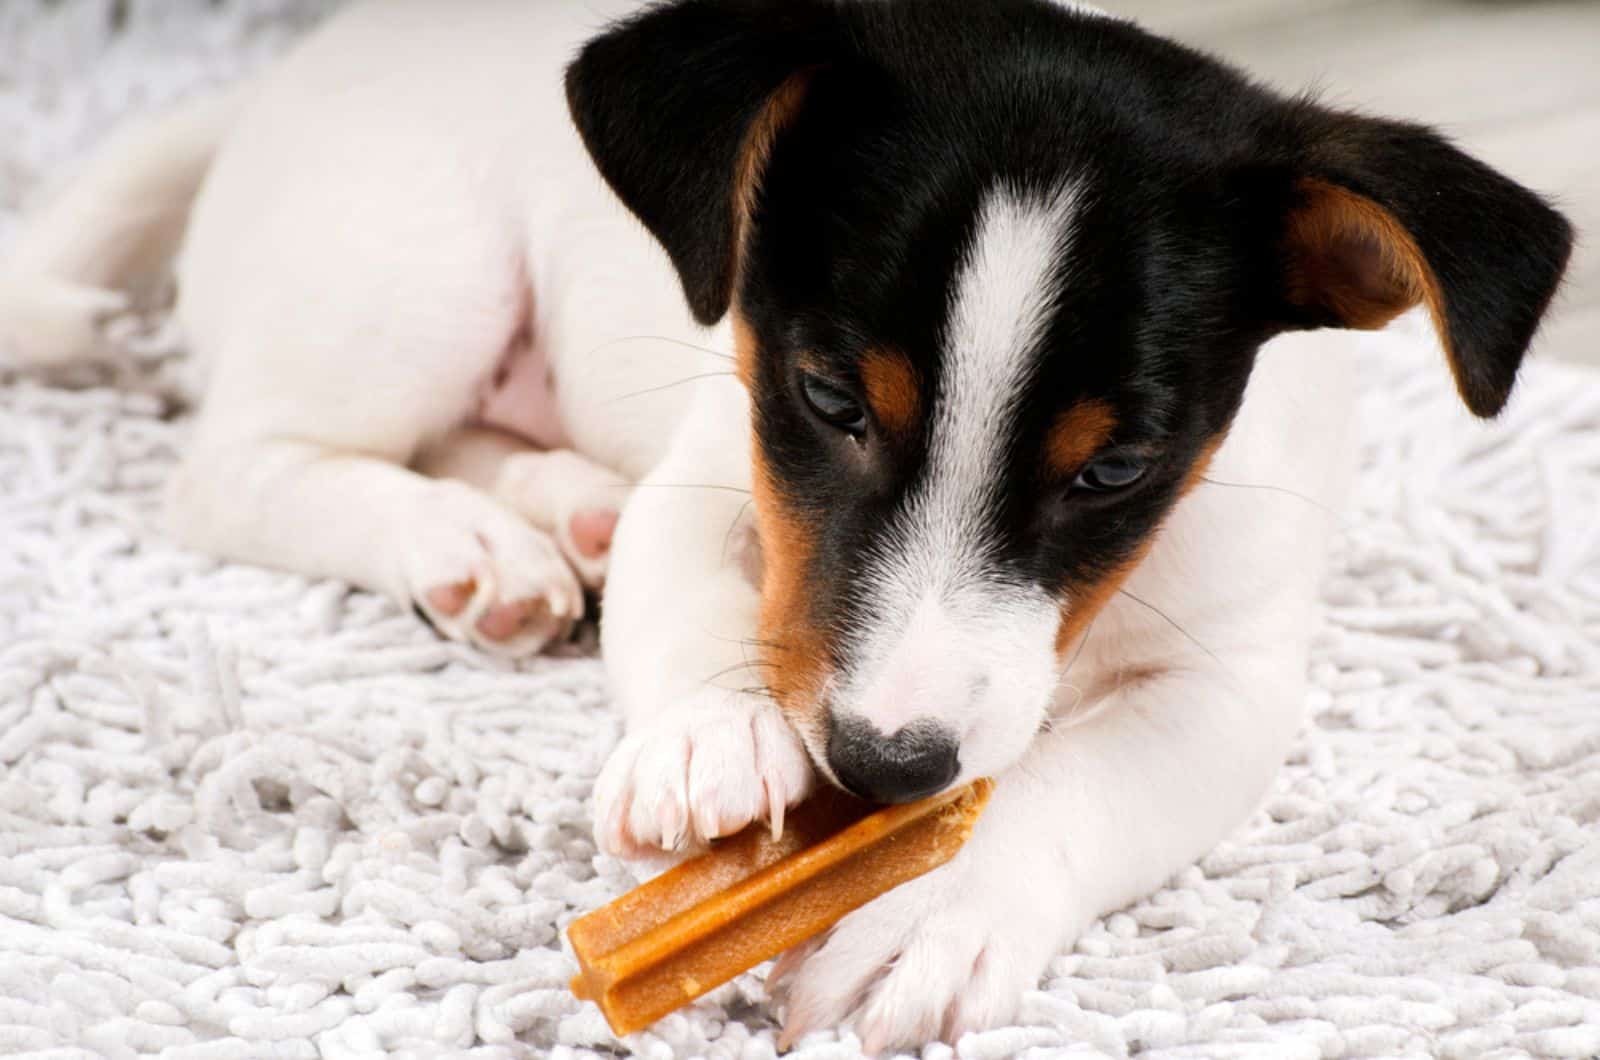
[2,0,1593,364]
[1116,0,1597,366]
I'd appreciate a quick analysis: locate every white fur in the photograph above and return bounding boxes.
[0,89,239,366]
[595,373,814,853]
[834,183,1083,779]
[0,1,1361,1049]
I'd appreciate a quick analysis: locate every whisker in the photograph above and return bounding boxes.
[1197,476,1335,516]
[606,371,737,404]
[1116,588,1226,670]
[702,631,795,654]
[586,334,736,363]
[721,498,756,566]
[1062,616,1096,677]
[702,659,774,687]
[614,483,753,497]
[1008,759,1054,792]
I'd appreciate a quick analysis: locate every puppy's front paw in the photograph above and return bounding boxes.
[593,694,813,856]
[774,851,1066,1052]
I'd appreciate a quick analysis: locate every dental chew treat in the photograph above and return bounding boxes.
[568,779,994,1035]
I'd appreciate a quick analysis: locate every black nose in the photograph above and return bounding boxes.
[826,715,961,804]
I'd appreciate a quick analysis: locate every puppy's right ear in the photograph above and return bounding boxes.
[566,0,836,325]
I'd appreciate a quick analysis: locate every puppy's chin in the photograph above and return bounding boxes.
[944,706,1052,793]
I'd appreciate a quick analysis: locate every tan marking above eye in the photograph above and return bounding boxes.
[1052,433,1224,658]
[1045,399,1118,477]
[858,348,920,436]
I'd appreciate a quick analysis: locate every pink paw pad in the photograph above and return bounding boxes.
[476,599,549,642]
[569,509,619,560]
[426,580,476,617]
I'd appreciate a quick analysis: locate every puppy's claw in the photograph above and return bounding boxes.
[768,939,818,991]
[693,784,721,844]
[776,1018,807,1054]
[768,783,785,842]
[593,696,814,856]
[658,800,683,851]
[761,749,787,842]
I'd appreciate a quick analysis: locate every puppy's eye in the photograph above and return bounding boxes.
[1073,454,1147,493]
[800,373,868,437]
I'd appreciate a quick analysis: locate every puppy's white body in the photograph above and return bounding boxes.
[165,0,722,655]
[1,0,1353,1044]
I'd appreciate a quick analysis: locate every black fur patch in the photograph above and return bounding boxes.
[567,0,1573,635]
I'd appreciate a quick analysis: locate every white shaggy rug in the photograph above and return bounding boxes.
[5,3,1600,1058]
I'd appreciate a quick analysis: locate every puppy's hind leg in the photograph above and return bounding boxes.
[168,434,583,657]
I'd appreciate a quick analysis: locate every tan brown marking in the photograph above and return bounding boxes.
[1053,435,1224,657]
[1283,179,1466,402]
[725,75,859,731]
[1044,399,1118,477]
[750,428,832,727]
[1053,547,1151,658]
[730,73,813,294]
[1283,179,1443,330]
[732,311,760,388]
[1179,435,1227,500]
[859,348,920,436]
[736,311,832,722]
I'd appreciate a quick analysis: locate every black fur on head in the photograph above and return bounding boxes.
[567,0,1573,721]
[567,0,1571,413]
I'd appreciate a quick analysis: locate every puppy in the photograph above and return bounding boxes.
[0,0,1571,1047]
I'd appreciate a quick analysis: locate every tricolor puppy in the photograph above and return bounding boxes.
[0,0,1571,1047]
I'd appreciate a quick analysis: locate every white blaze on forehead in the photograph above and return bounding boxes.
[932,180,1084,563]
[845,182,1082,707]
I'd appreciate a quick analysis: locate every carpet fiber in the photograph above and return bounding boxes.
[4,3,1600,1058]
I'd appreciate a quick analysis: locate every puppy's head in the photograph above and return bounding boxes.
[569,0,1572,802]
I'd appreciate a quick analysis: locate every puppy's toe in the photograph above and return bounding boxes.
[685,709,764,842]
[475,597,556,643]
[496,450,631,589]
[593,695,813,856]
[569,508,619,560]
[405,487,582,657]
[623,727,692,851]
[426,580,476,617]
[939,946,1031,1044]
[778,857,1053,1052]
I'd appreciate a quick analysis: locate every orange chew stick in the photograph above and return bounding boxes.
[569,779,993,1036]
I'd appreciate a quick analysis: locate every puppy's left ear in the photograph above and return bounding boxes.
[1253,105,1574,417]
[566,0,836,326]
